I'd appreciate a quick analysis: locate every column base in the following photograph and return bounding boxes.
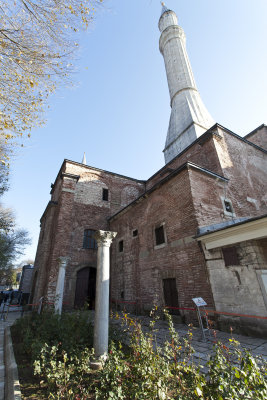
[90,353,108,370]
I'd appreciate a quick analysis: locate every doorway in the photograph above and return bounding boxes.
[163,278,180,315]
[74,267,96,309]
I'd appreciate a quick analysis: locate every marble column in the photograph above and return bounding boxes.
[93,230,117,361]
[54,257,68,314]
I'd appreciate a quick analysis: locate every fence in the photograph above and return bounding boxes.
[1,297,267,327]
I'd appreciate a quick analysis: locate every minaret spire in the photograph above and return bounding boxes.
[159,6,214,164]
[82,152,87,165]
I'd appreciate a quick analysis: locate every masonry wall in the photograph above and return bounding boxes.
[213,127,267,219]
[245,125,267,151]
[189,167,228,229]
[202,238,267,337]
[33,160,145,307]
[32,200,59,303]
[146,130,223,190]
[146,126,267,225]
[109,168,215,322]
[19,267,34,293]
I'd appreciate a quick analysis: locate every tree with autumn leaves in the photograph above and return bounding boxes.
[0,0,103,164]
[0,1,103,279]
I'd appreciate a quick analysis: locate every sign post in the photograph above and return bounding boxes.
[192,297,210,341]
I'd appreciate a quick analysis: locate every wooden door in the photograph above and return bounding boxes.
[88,267,96,310]
[74,268,89,308]
[163,278,179,315]
[74,267,96,309]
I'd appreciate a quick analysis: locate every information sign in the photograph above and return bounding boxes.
[192,297,207,307]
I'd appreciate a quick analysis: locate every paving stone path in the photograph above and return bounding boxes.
[0,310,266,400]
[110,314,267,371]
[0,310,21,400]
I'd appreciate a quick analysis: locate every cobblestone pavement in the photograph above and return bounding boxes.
[0,310,21,400]
[110,314,267,371]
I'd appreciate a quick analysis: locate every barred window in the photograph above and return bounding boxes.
[155,225,165,246]
[119,240,124,252]
[224,200,233,213]
[222,247,239,266]
[83,230,97,249]
[102,188,109,201]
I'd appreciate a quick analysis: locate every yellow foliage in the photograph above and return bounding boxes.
[0,0,104,161]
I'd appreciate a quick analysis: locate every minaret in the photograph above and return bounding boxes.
[159,4,214,164]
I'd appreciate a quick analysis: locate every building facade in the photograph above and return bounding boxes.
[32,5,267,336]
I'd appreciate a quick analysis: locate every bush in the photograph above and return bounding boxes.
[12,310,94,363]
[13,309,267,399]
[95,310,267,400]
[34,343,94,400]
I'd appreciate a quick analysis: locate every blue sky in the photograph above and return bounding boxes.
[3,0,267,263]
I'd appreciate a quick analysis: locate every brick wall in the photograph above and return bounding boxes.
[33,160,145,307]
[109,167,215,321]
[213,126,267,218]
[146,130,222,190]
[245,125,267,151]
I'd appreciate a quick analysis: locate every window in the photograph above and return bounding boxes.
[119,240,124,252]
[222,247,239,266]
[102,188,109,201]
[224,200,233,213]
[221,196,235,216]
[83,229,97,249]
[155,225,165,246]
[132,229,138,237]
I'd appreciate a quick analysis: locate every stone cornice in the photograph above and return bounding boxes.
[170,87,198,107]
[196,215,267,250]
[60,172,80,181]
[109,161,228,222]
[159,25,185,53]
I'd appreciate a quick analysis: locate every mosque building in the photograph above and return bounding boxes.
[31,4,267,336]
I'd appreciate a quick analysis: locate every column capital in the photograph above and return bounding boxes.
[94,230,117,247]
[57,257,69,268]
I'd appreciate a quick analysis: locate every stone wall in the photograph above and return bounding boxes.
[19,267,34,293]
[203,238,267,337]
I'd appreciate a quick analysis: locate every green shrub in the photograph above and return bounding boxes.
[34,343,94,400]
[12,310,94,362]
[14,308,267,399]
[204,338,267,399]
[95,309,267,400]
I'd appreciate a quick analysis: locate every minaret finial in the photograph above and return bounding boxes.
[82,152,86,165]
[160,2,170,16]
